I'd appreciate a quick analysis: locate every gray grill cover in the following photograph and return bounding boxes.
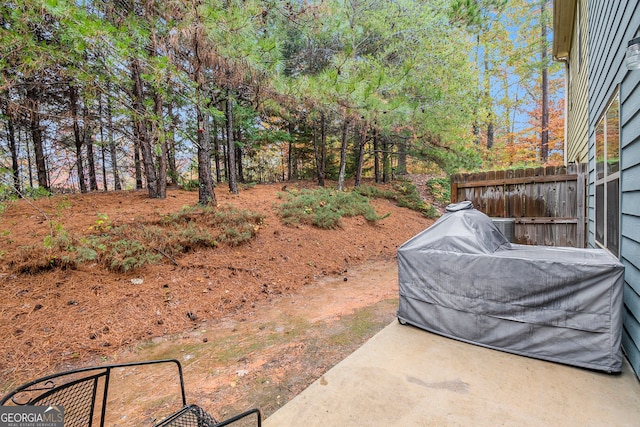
[397,202,625,372]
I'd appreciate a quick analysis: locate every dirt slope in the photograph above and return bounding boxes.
[0,181,434,417]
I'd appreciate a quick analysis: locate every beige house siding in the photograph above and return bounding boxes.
[566,0,589,164]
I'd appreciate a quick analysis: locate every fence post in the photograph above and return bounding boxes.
[451,182,458,203]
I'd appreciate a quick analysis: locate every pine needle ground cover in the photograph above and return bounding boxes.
[0,181,434,392]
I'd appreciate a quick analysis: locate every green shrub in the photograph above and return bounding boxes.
[353,185,395,200]
[426,177,451,205]
[393,180,438,218]
[10,200,264,274]
[22,186,51,199]
[354,182,439,218]
[180,179,200,191]
[218,225,254,246]
[75,246,98,263]
[176,223,217,249]
[91,213,111,233]
[138,224,164,243]
[106,239,162,272]
[310,206,344,229]
[43,222,73,250]
[0,182,18,214]
[277,188,389,229]
[209,204,264,227]
[160,205,200,224]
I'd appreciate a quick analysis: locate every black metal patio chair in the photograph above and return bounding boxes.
[0,359,261,427]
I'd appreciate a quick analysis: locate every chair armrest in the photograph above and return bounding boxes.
[154,405,261,427]
[215,407,262,427]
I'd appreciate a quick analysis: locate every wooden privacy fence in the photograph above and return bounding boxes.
[450,164,587,248]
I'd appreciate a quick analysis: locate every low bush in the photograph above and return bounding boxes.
[105,239,162,272]
[355,181,438,218]
[426,177,451,206]
[180,178,200,191]
[393,180,437,218]
[277,188,390,229]
[10,206,264,274]
[353,185,395,200]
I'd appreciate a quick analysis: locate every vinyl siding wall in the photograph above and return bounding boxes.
[566,0,589,163]
[587,0,640,377]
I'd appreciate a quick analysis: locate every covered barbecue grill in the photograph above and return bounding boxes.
[397,201,625,372]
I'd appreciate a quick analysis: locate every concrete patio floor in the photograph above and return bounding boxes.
[264,321,640,426]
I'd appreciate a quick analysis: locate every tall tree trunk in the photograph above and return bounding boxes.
[153,89,167,198]
[8,114,20,192]
[131,57,159,198]
[2,96,21,193]
[149,29,167,198]
[83,103,99,191]
[336,117,350,191]
[220,121,228,182]
[373,127,381,183]
[287,122,294,181]
[222,141,228,183]
[484,56,494,150]
[167,101,179,185]
[70,86,87,193]
[24,126,34,188]
[318,113,327,186]
[473,34,481,145]
[354,123,368,187]
[213,119,221,183]
[313,118,324,186]
[472,123,480,145]
[193,46,216,205]
[396,138,407,176]
[98,94,108,191]
[503,74,513,145]
[487,120,494,150]
[226,90,238,194]
[196,102,216,205]
[382,136,390,183]
[235,135,244,184]
[236,145,244,183]
[134,145,143,189]
[292,146,298,179]
[281,144,286,182]
[105,87,121,191]
[85,131,98,191]
[511,91,519,143]
[26,83,48,190]
[540,0,549,162]
[100,141,107,191]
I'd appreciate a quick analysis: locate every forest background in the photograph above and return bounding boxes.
[0,0,563,203]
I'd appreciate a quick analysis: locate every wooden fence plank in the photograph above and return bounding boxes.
[576,165,587,248]
[495,170,505,216]
[449,165,587,247]
[452,174,579,189]
[514,217,578,224]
